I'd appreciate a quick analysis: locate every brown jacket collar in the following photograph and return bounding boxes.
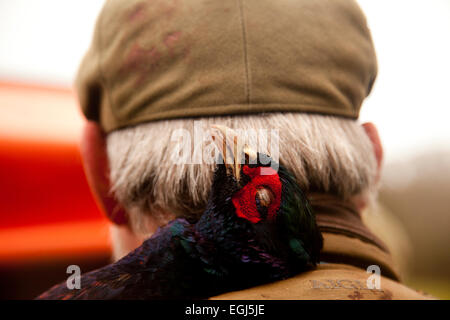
[308,194,401,281]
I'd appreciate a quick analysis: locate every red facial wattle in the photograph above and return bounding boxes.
[231,165,282,224]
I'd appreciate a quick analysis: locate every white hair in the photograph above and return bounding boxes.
[106,113,377,236]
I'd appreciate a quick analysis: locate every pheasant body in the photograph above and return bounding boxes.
[37,154,323,300]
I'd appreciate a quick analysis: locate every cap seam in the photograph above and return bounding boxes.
[237,0,251,105]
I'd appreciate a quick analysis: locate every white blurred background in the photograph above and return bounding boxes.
[0,0,449,298]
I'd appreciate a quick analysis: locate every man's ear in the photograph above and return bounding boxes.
[80,121,128,225]
[362,122,383,182]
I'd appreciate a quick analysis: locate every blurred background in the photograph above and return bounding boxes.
[0,0,449,299]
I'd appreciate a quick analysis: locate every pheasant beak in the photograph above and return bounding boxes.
[211,125,257,182]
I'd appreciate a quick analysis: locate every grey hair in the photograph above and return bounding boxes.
[106,113,377,235]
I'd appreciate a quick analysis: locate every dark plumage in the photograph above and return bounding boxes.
[37,142,323,300]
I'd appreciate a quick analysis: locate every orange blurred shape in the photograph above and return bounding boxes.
[0,220,111,263]
[0,82,110,262]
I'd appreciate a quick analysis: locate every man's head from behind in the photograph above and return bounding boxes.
[77,0,382,260]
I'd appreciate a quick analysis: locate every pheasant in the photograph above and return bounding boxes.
[36,126,323,300]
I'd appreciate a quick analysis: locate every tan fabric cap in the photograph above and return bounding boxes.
[76,0,377,133]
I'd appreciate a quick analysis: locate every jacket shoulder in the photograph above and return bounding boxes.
[211,263,434,300]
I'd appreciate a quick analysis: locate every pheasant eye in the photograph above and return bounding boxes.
[255,187,274,208]
[232,166,282,224]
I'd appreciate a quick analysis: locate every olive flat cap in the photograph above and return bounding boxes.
[76,0,377,133]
